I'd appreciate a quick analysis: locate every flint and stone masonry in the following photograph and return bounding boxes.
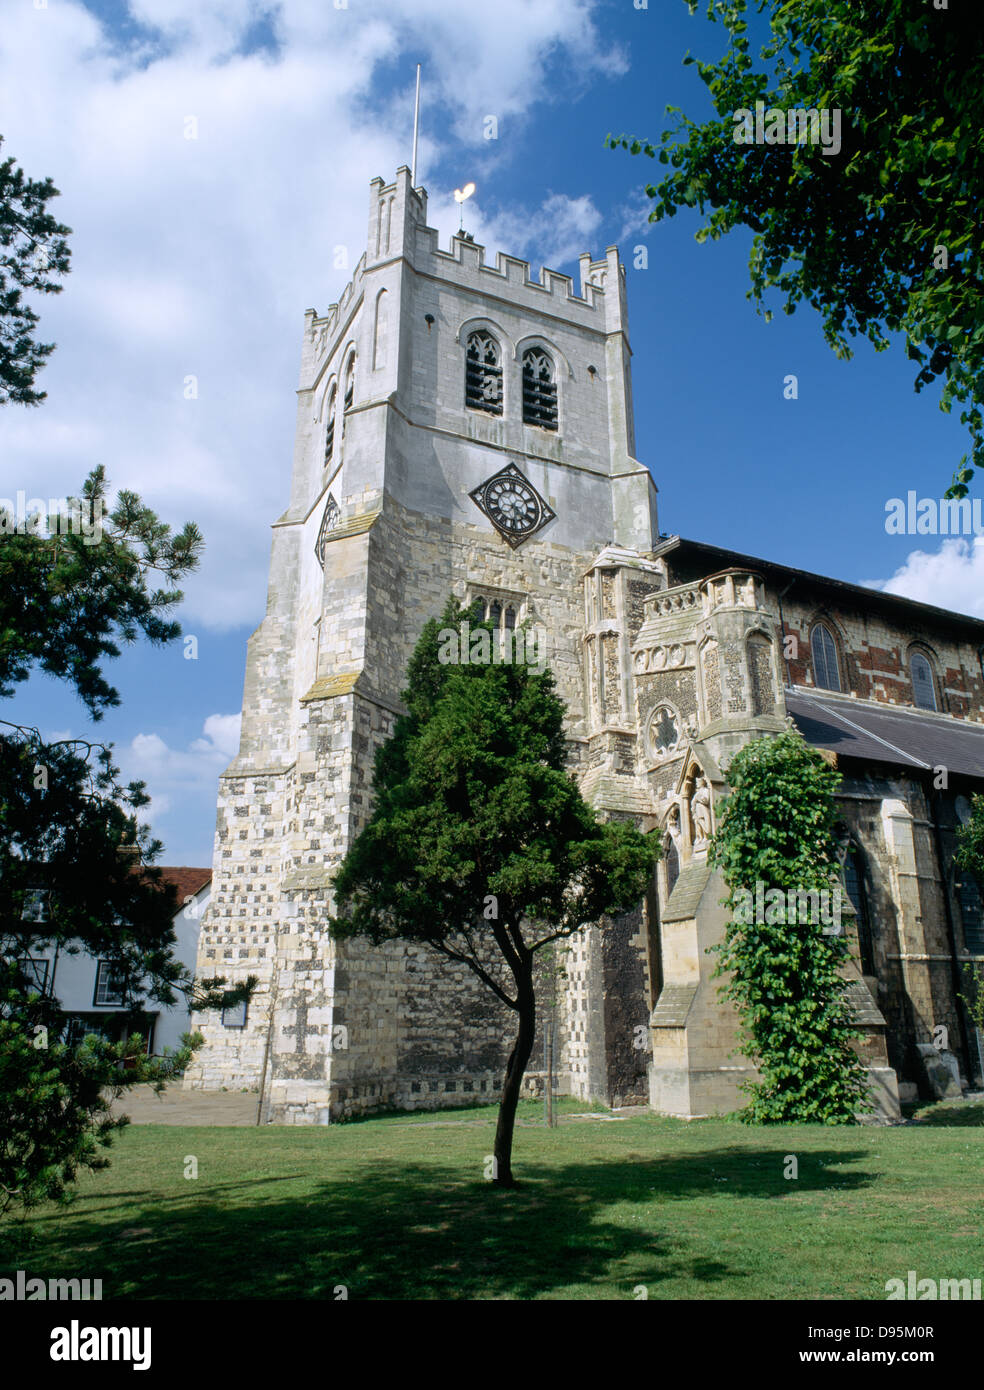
[185,168,984,1121]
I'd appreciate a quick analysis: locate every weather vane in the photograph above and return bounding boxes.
[454,182,476,232]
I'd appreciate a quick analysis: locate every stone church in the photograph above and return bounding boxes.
[185,167,984,1122]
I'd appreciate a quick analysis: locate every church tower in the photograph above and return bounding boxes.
[185,168,661,1121]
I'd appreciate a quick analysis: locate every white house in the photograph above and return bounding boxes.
[17,867,211,1058]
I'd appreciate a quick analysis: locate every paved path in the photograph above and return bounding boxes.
[112,1085,261,1126]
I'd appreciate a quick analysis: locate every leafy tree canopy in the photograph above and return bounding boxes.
[0,466,203,719]
[0,134,71,406]
[609,0,984,497]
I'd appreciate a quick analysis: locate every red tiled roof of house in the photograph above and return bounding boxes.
[156,867,212,902]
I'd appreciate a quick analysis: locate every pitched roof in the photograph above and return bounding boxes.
[653,535,984,640]
[786,691,984,779]
[155,866,212,901]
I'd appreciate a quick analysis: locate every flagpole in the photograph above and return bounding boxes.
[411,63,421,187]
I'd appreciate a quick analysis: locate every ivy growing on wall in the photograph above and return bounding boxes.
[709,731,870,1124]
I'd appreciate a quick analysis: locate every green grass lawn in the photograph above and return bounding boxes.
[2,1098,981,1300]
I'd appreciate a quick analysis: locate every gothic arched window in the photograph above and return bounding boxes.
[504,605,516,630]
[956,871,984,954]
[910,650,938,711]
[343,354,356,411]
[465,331,503,415]
[663,835,680,900]
[811,622,841,692]
[522,348,558,430]
[843,841,875,975]
[324,385,337,467]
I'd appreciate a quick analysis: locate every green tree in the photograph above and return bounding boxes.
[0,466,203,718]
[0,483,249,1217]
[608,0,984,497]
[0,134,71,405]
[710,731,870,1123]
[330,599,656,1187]
[0,964,200,1219]
[0,146,248,1216]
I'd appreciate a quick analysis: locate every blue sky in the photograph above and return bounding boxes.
[2,0,979,865]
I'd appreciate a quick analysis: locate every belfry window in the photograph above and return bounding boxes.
[324,386,336,466]
[910,651,938,711]
[465,332,503,415]
[522,348,557,430]
[811,622,841,692]
[343,355,356,411]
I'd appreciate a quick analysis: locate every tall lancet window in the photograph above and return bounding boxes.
[810,622,841,692]
[910,650,938,711]
[343,354,356,412]
[522,348,558,430]
[323,385,337,467]
[465,331,503,415]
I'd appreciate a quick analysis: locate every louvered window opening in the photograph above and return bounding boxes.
[465,333,502,415]
[522,349,557,430]
[324,390,336,466]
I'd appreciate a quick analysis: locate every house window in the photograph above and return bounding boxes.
[64,1017,109,1047]
[21,888,47,923]
[811,622,841,692]
[465,331,503,415]
[911,651,937,711]
[93,960,125,1007]
[522,348,558,430]
[323,385,336,466]
[842,842,876,975]
[222,1001,248,1028]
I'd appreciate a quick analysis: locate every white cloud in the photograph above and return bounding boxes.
[484,192,604,273]
[122,712,241,824]
[869,538,984,620]
[192,712,243,757]
[0,0,622,630]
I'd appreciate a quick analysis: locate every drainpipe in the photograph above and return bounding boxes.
[928,783,977,1087]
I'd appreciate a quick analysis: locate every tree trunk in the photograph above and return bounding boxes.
[492,961,536,1188]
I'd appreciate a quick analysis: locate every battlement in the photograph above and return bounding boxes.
[413,228,608,314]
[304,251,368,361]
[302,169,629,386]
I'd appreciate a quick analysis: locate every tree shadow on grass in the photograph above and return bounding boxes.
[0,1144,873,1301]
